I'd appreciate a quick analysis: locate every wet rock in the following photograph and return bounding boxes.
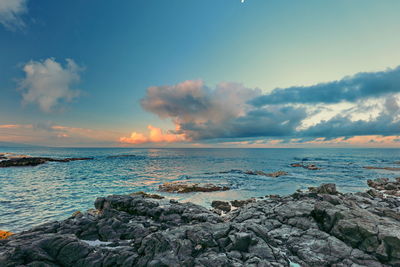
[364,166,400,171]
[291,163,321,170]
[211,201,231,212]
[245,170,288,177]
[158,182,230,193]
[0,156,93,167]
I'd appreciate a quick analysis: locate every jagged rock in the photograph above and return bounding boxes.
[158,182,230,193]
[308,183,338,195]
[130,191,164,199]
[211,201,231,212]
[230,199,256,208]
[2,185,400,266]
[367,178,400,197]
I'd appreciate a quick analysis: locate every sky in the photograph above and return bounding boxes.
[1,0,400,147]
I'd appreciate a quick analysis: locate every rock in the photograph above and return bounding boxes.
[367,178,400,197]
[2,183,400,266]
[130,191,164,199]
[211,201,231,212]
[364,166,400,171]
[245,170,288,177]
[158,182,230,193]
[230,199,256,208]
[291,163,321,170]
[0,156,93,167]
[308,183,338,195]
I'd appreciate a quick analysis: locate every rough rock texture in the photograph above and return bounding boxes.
[1,182,400,266]
[367,178,400,197]
[0,157,93,167]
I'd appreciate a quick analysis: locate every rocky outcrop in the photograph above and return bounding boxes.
[364,166,400,171]
[367,178,400,197]
[291,163,320,170]
[245,170,288,177]
[158,182,230,193]
[0,157,93,167]
[1,182,400,266]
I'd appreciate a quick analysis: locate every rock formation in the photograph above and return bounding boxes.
[1,181,400,266]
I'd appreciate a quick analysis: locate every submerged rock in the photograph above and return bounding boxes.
[158,182,230,193]
[291,163,320,170]
[2,183,400,266]
[364,166,400,171]
[245,170,288,177]
[0,156,93,167]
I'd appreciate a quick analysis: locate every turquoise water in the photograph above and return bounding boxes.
[0,147,399,232]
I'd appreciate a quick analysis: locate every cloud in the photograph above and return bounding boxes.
[126,65,400,146]
[18,58,84,112]
[0,0,28,31]
[139,80,306,141]
[251,66,400,106]
[0,123,121,146]
[301,95,400,137]
[120,125,185,144]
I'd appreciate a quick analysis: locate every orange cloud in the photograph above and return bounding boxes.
[0,123,120,146]
[119,125,186,144]
[0,124,19,129]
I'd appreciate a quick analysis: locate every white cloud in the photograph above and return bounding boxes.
[19,58,84,112]
[0,0,28,30]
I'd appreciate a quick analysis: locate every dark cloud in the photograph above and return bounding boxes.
[251,66,400,106]
[300,96,400,137]
[139,71,400,143]
[140,80,306,140]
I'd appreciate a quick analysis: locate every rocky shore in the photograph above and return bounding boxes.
[1,180,400,266]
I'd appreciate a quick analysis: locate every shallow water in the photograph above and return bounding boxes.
[0,147,399,232]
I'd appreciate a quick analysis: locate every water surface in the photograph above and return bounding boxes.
[1,147,399,232]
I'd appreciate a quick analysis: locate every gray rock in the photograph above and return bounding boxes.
[1,184,399,266]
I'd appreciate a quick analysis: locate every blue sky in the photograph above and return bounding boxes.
[1,0,400,147]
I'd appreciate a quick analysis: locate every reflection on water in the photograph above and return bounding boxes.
[0,147,399,232]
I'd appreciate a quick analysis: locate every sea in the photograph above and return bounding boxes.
[0,147,399,232]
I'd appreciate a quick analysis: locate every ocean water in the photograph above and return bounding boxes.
[0,147,399,232]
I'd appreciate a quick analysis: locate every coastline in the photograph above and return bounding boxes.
[1,179,400,266]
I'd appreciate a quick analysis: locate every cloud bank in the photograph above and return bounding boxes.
[121,66,400,146]
[0,0,28,30]
[18,58,84,112]
[0,123,120,147]
[139,80,306,141]
[251,66,400,106]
